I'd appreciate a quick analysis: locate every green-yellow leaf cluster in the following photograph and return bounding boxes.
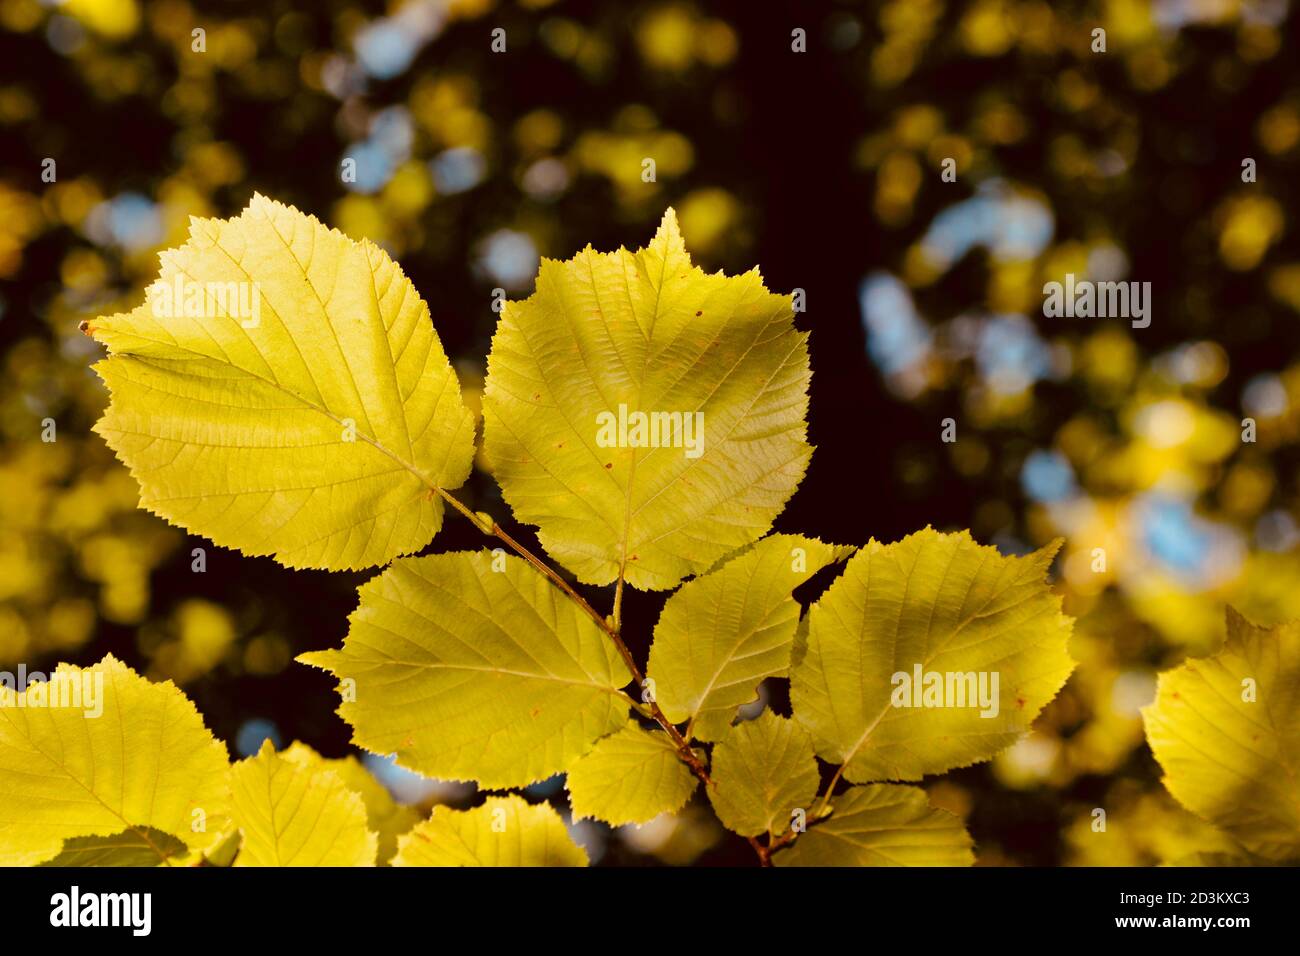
[40,197,1097,867]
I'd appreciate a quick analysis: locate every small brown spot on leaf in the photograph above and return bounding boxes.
[695,310,702,316]
[604,462,612,469]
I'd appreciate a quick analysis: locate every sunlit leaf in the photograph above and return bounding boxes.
[84,194,476,571]
[300,551,632,788]
[230,740,376,867]
[566,722,698,825]
[392,795,587,867]
[775,785,973,867]
[708,711,819,838]
[483,208,812,590]
[281,742,418,865]
[790,529,1074,781]
[1143,608,1300,862]
[647,534,850,740]
[0,655,230,866]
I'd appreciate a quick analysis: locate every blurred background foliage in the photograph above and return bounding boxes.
[2,0,1298,866]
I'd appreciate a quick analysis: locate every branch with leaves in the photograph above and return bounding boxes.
[1,197,1295,867]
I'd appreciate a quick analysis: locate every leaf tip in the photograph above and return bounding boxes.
[652,206,685,251]
[1224,604,1251,630]
[295,649,338,671]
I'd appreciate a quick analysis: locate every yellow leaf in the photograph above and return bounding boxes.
[392,795,587,867]
[0,655,230,866]
[647,534,851,740]
[775,785,973,867]
[1143,608,1300,861]
[230,740,376,866]
[483,208,812,591]
[566,723,698,826]
[791,529,1074,781]
[85,194,475,571]
[38,828,188,867]
[281,742,419,865]
[708,711,819,838]
[300,551,632,789]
